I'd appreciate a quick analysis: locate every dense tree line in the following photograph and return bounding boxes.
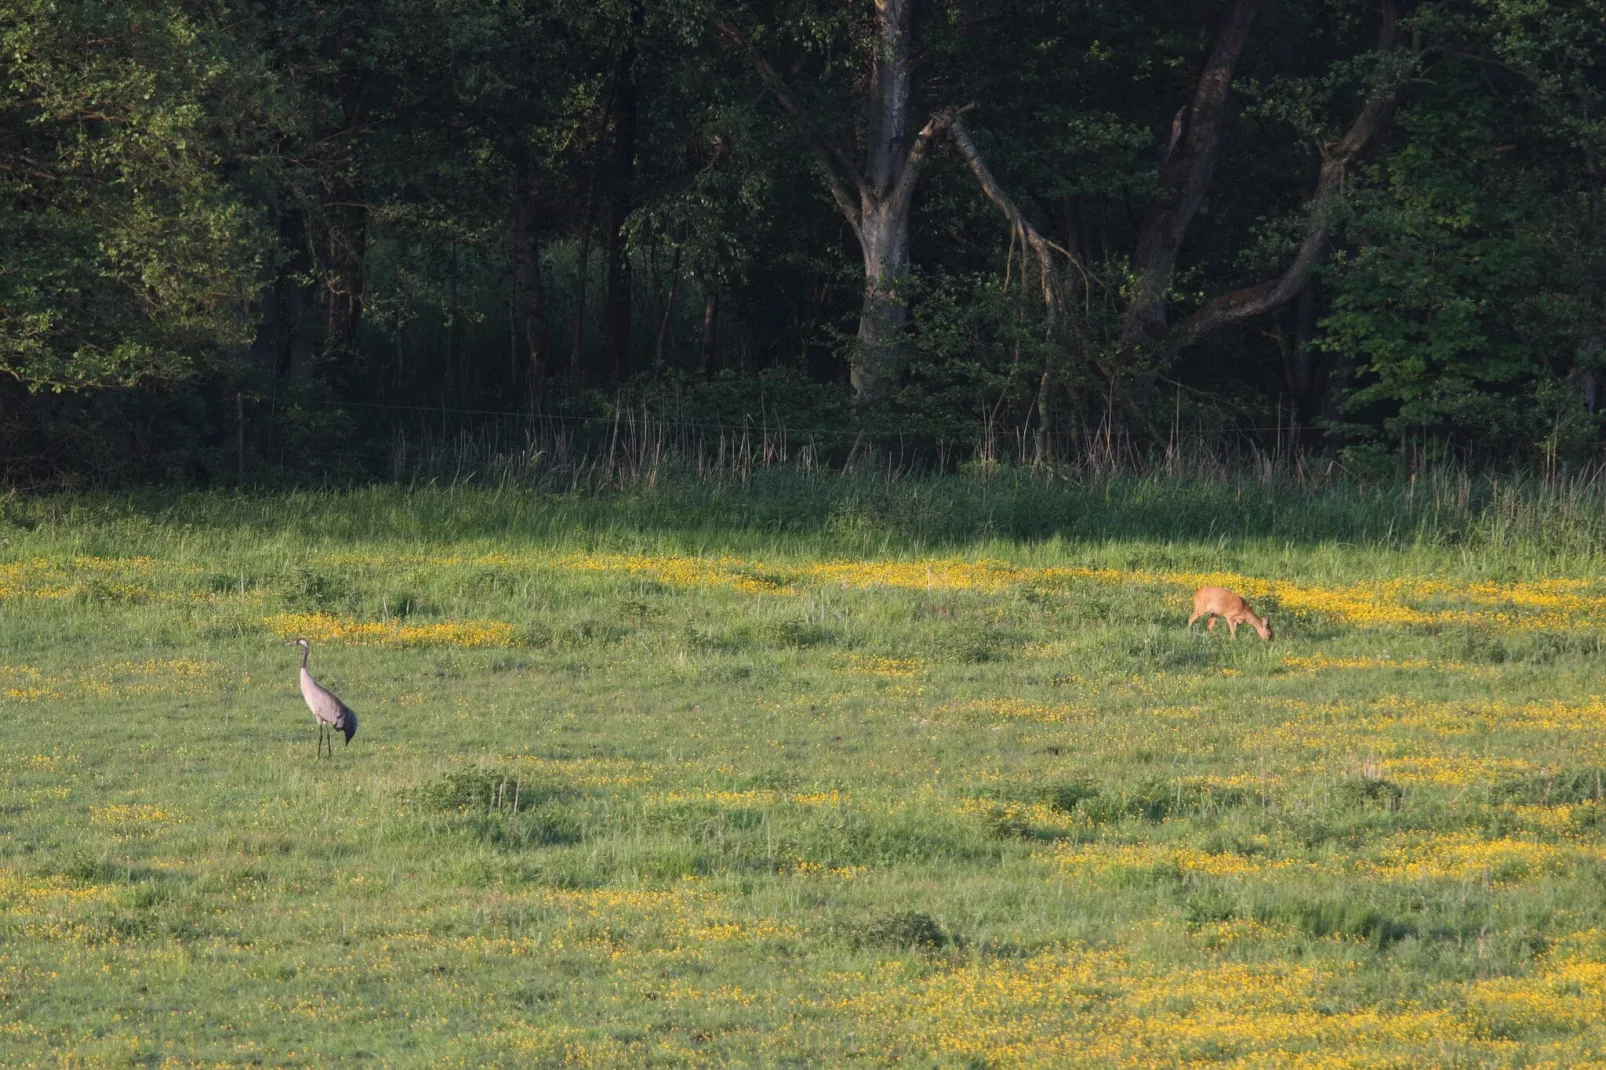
[1,0,1602,482]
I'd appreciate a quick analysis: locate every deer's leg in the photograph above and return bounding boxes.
[1187,610,1202,627]
[1228,618,1239,637]
[1206,616,1217,631]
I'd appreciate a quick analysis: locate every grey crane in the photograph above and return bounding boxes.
[288,637,358,757]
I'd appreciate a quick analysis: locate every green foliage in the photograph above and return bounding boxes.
[4,0,1606,477]
[0,2,271,389]
[1319,72,1590,452]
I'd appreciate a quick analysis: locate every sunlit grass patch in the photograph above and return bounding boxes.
[937,696,1085,725]
[835,653,923,678]
[264,611,517,647]
[1363,830,1584,884]
[1378,754,1538,787]
[1468,931,1606,1035]
[0,658,230,704]
[0,869,117,911]
[1283,653,1447,674]
[89,805,173,826]
[1042,839,1305,879]
[0,555,163,602]
[838,947,1491,1067]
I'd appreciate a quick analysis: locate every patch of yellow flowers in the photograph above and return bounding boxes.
[11,548,1606,635]
[89,804,173,826]
[507,550,1606,632]
[265,611,516,648]
[1,658,228,704]
[840,936,1606,1067]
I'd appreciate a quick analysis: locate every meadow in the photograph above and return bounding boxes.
[4,470,1606,1066]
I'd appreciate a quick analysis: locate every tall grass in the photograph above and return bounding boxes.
[13,442,1606,568]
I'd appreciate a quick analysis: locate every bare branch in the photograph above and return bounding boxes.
[716,21,867,235]
[1182,0,1404,339]
[887,107,960,218]
[948,114,1063,319]
[1122,0,1261,344]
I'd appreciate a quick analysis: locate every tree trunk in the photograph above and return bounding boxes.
[602,0,644,382]
[700,286,719,373]
[654,247,681,372]
[1179,0,1402,340]
[1285,283,1317,403]
[323,196,366,356]
[322,69,373,360]
[250,212,317,378]
[510,155,547,387]
[569,217,593,384]
[852,198,911,399]
[721,1,947,401]
[1122,0,1260,346]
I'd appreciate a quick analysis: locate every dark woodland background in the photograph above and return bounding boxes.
[2,0,1602,485]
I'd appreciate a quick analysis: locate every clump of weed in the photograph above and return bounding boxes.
[1266,897,1415,949]
[280,565,352,612]
[1049,777,1257,825]
[934,623,1011,664]
[616,597,658,622]
[1335,776,1405,811]
[850,910,950,951]
[1511,632,1606,663]
[73,579,148,605]
[1042,780,1100,814]
[379,591,432,617]
[766,618,838,649]
[1490,767,1606,807]
[561,619,631,646]
[409,767,573,815]
[1456,628,1509,664]
[686,624,753,653]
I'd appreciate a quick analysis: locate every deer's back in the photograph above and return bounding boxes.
[1194,586,1248,614]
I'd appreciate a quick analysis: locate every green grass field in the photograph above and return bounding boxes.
[4,474,1606,1066]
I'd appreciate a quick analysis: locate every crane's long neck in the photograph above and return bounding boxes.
[300,645,310,670]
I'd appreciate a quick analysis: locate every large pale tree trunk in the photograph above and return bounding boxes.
[852,198,912,397]
[725,0,946,401]
[850,0,915,399]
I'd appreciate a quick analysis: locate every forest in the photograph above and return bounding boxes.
[1,0,1602,484]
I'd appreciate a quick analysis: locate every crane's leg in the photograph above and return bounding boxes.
[317,724,326,759]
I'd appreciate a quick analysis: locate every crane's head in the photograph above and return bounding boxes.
[286,637,310,649]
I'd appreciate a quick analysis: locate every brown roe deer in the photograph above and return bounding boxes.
[1188,586,1273,641]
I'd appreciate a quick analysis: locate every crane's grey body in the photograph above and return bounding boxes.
[290,638,357,757]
